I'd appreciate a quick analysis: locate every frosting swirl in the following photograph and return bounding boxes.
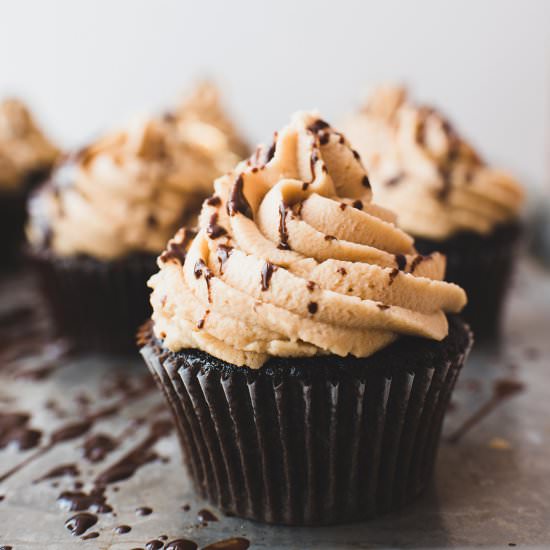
[150,112,467,368]
[342,86,524,240]
[0,99,58,190]
[28,99,245,260]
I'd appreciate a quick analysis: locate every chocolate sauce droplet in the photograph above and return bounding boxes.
[57,487,112,513]
[260,262,277,291]
[164,539,198,550]
[362,175,371,188]
[35,463,79,483]
[65,512,98,536]
[277,202,290,250]
[136,506,153,516]
[202,538,250,550]
[81,532,99,540]
[206,212,227,239]
[82,433,117,463]
[0,546,12,550]
[227,175,253,219]
[216,244,233,273]
[160,229,197,265]
[337,267,347,276]
[388,268,399,286]
[352,199,363,210]
[197,508,218,523]
[146,541,164,550]
[307,119,330,133]
[182,504,190,511]
[114,525,132,534]
[377,304,390,311]
[50,420,93,444]
[206,195,221,207]
[324,235,336,241]
[307,302,318,315]
[395,254,407,271]
[306,280,316,292]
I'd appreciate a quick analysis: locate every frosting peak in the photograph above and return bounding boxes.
[343,86,524,239]
[150,112,467,368]
[0,99,58,189]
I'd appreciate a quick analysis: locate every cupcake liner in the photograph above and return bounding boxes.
[0,167,51,269]
[139,317,472,525]
[415,221,522,341]
[30,249,157,353]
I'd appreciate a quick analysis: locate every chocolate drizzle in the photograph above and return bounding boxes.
[377,303,390,311]
[206,212,227,239]
[306,281,316,292]
[409,254,429,274]
[352,199,363,210]
[265,140,276,163]
[277,202,290,250]
[65,512,98,536]
[324,235,336,241]
[261,262,277,291]
[307,119,330,133]
[362,175,371,188]
[395,254,407,271]
[388,268,399,286]
[337,267,347,276]
[206,195,221,207]
[0,412,42,451]
[216,244,233,273]
[82,433,117,463]
[227,175,253,219]
[160,228,197,265]
[197,310,209,330]
[57,487,112,513]
[34,463,79,483]
[307,302,318,315]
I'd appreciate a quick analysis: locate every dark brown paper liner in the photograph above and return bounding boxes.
[0,167,51,269]
[139,317,472,525]
[415,221,522,341]
[30,249,156,354]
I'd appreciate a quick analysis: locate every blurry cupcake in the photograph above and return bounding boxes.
[343,86,525,340]
[139,112,471,524]
[0,98,58,267]
[28,101,245,353]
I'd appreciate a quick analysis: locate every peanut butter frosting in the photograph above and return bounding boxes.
[0,99,58,190]
[28,101,245,260]
[342,86,524,240]
[149,112,467,368]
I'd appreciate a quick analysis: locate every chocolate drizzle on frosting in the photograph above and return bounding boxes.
[261,262,277,291]
[227,175,253,219]
[277,202,290,250]
[206,213,227,239]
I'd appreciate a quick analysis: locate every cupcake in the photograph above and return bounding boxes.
[28,100,246,353]
[0,98,58,267]
[342,86,525,340]
[139,112,471,524]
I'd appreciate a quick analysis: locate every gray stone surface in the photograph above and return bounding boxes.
[0,259,549,549]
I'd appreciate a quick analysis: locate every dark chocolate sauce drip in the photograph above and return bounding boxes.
[81,532,99,540]
[65,512,98,536]
[409,254,428,274]
[136,506,153,516]
[35,463,79,483]
[352,149,361,161]
[395,254,407,271]
[94,420,173,486]
[182,503,191,511]
[324,235,336,241]
[277,202,290,250]
[337,267,347,276]
[57,487,112,513]
[146,541,164,550]
[193,260,213,302]
[114,525,132,534]
[206,213,227,239]
[339,202,347,210]
[388,268,399,286]
[319,132,330,145]
[448,378,525,443]
[82,433,117,463]
[301,182,309,191]
[377,304,390,311]
[352,199,363,210]
[197,310,209,330]
[197,509,218,523]
[264,141,276,163]
[307,302,318,315]
[160,229,197,265]
[307,119,330,133]
[216,244,233,273]
[306,281,316,292]
[206,195,221,207]
[202,538,251,550]
[0,412,42,451]
[164,539,198,550]
[227,175,253,219]
[385,173,403,187]
[260,262,277,291]
[362,175,371,188]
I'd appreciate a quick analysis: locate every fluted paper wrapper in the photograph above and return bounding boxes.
[30,251,156,353]
[416,221,521,341]
[139,319,472,525]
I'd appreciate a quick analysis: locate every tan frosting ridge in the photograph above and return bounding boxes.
[342,86,524,240]
[150,111,467,368]
[0,99,58,190]
[27,85,246,260]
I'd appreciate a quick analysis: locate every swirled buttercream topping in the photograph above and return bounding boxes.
[342,86,524,240]
[149,112,467,368]
[0,99,58,190]
[28,102,245,260]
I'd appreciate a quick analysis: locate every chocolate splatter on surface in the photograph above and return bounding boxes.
[65,512,98,536]
[34,463,79,483]
[202,538,250,550]
[114,524,132,534]
[82,433,117,463]
[165,540,198,550]
[197,508,219,523]
[136,506,153,516]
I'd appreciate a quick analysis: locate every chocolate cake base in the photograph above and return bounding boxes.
[139,316,472,525]
[415,222,522,342]
[30,249,157,354]
[0,167,52,269]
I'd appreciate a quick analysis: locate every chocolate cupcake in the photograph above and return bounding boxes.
[0,98,58,267]
[343,86,525,340]
[27,103,246,354]
[139,112,471,524]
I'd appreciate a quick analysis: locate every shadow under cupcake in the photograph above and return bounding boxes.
[0,98,59,269]
[343,86,525,341]
[139,112,472,524]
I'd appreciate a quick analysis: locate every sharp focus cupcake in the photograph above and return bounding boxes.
[0,98,58,267]
[342,86,525,340]
[139,112,472,524]
[27,96,246,353]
